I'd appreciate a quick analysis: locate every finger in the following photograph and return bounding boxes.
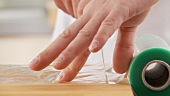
[54,0,68,14]
[88,0,155,52]
[29,14,90,71]
[53,10,108,70]
[71,0,79,18]
[89,4,127,52]
[113,27,136,74]
[77,0,91,17]
[62,0,74,17]
[55,49,90,83]
[113,9,151,73]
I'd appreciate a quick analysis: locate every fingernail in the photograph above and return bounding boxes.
[53,55,64,65]
[29,56,39,66]
[56,72,64,82]
[89,40,99,51]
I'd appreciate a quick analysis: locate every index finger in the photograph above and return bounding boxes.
[29,14,90,71]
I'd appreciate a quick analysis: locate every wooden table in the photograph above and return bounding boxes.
[0,83,133,96]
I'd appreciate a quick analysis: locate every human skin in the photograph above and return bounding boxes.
[53,0,90,18]
[29,0,159,82]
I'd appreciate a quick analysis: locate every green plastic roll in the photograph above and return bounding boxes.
[129,48,170,96]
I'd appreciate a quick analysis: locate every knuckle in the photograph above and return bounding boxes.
[102,18,116,27]
[59,28,72,39]
[64,48,73,54]
[79,29,92,37]
[117,0,133,19]
[40,49,52,60]
[63,51,71,58]
[101,30,112,38]
[63,48,75,58]
[120,27,137,33]
[118,0,129,9]
[116,43,134,49]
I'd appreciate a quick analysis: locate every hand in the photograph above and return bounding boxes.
[29,0,159,82]
[54,0,90,18]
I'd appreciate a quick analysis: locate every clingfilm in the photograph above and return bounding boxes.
[0,63,124,84]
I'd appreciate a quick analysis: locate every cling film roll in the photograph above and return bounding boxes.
[129,34,170,96]
[129,48,170,96]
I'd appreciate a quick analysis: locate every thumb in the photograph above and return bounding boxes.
[113,10,150,73]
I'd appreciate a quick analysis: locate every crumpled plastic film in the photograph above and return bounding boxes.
[0,63,124,84]
[0,65,59,84]
[0,48,125,84]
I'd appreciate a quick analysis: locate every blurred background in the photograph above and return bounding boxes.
[0,0,57,64]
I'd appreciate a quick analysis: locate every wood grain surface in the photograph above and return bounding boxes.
[0,83,133,96]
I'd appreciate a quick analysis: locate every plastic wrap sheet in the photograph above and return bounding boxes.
[0,64,124,84]
[0,65,59,84]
